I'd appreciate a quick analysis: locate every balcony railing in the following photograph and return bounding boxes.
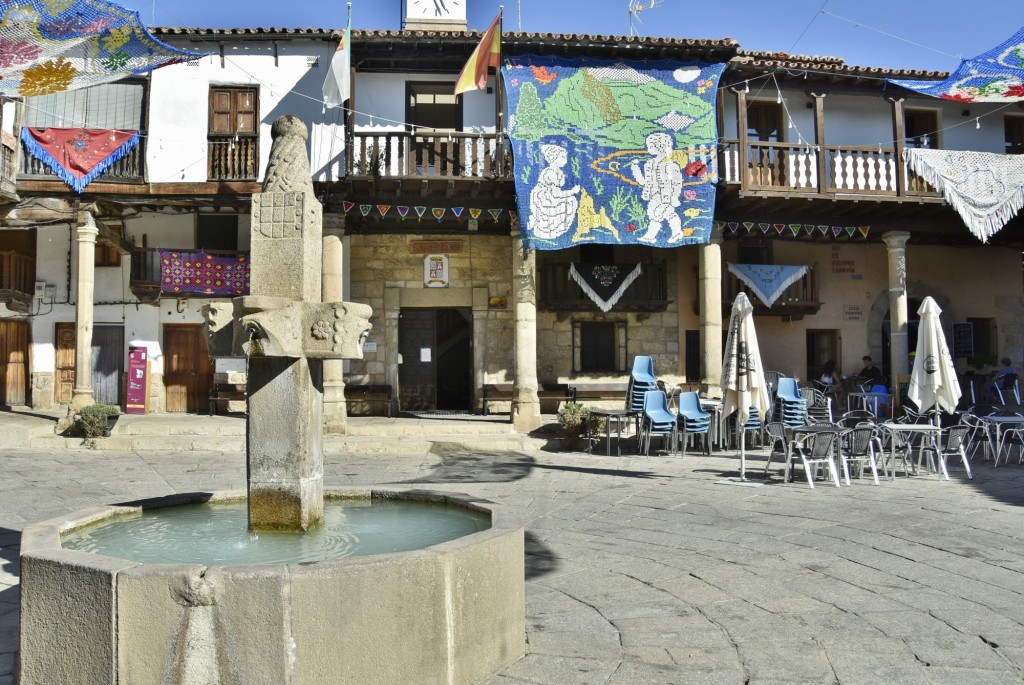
[723,265,820,319]
[19,136,145,182]
[718,139,940,198]
[538,262,669,312]
[208,135,258,181]
[0,250,34,312]
[0,132,17,199]
[348,131,508,179]
[129,247,250,302]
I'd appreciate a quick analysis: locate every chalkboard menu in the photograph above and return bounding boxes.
[952,323,974,358]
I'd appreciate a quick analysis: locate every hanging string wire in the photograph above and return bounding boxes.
[819,9,961,61]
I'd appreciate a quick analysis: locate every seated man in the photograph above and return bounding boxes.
[855,355,884,389]
[984,357,1018,402]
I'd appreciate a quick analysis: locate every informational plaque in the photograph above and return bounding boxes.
[125,346,149,414]
[953,323,974,358]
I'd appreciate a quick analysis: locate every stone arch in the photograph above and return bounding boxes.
[865,280,958,370]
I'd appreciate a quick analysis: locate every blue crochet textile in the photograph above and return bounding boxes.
[503,54,726,250]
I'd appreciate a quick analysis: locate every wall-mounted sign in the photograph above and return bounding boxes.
[424,254,449,288]
[953,322,974,358]
[843,304,863,321]
[411,240,463,254]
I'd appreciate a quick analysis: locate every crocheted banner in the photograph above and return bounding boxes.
[503,54,726,250]
[569,263,642,312]
[727,263,811,308]
[0,0,203,97]
[904,148,1024,242]
[888,27,1024,102]
[21,127,138,192]
[159,250,250,296]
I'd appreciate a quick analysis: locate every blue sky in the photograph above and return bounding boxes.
[124,0,1022,73]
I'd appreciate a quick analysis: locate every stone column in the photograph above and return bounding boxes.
[384,287,401,404]
[247,190,324,531]
[511,237,541,432]
[883,231,911,387]
[699,226,724,398]
[71,212,98,410]
[472,287,489,413]
[322,227,347,433]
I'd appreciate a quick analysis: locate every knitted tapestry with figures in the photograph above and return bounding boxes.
[503,54,726,250]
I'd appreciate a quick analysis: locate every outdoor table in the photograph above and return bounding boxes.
[588,409,636,456]
[699,398,724,449]
[787,424,850,484]
[877,422,942,478]
[848,391,893,418]
[979,415,1024,466]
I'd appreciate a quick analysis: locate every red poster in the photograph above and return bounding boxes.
[126,346,149,414]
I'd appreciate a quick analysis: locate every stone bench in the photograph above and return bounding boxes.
[345,384,396,417]
[481,383,576,415]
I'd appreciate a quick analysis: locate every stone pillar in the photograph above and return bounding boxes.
[511,238,542,432]
[472,287,489,413]
[71,213,98,410]
[883,231,911,387]
[322,228,347,433]
[384,287,401,404]
[247,190,324,531]
[699,226,724,398]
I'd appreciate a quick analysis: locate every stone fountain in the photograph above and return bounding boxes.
[18,116,525,684]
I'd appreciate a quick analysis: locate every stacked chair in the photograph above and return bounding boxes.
[775,377,808,428]
[627,355,658,416]
[675,391,711,456]
[639,389,676,455]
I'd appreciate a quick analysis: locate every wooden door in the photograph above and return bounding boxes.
[399,309,435,411]
[163,325,214,413]
[0,319,29,406]
[55,323,75,404]
[92,325,124,407]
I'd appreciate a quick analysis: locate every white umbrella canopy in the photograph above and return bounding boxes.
[721,293,771,479]
[908,296,961,417]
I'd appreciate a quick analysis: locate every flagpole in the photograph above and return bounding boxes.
[495,6,503,176]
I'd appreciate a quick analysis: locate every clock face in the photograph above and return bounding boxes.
[409,0,463,19]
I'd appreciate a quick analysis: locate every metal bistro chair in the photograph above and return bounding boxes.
[840,409,875,429]
[787,430,841,488]
[919,425,974,480]
[840,425,883,485]
[762,420,790,478]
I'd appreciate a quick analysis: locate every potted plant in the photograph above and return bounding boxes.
[75,403,121,438]
[557,402,600,449]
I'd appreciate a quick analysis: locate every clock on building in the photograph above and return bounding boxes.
[408,0,464,20]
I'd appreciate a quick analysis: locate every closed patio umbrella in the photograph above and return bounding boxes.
[908,296,961,421]
[721,293,771,480]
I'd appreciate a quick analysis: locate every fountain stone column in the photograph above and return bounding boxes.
[203,115,372,531]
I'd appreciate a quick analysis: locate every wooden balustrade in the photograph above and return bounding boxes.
[538,262,668,312]
[718,138,939,199]
[349,131,508,179]
[19,137,145,181]
[207,136,258,181]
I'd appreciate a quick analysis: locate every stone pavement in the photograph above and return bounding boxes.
[2,414,1024,684]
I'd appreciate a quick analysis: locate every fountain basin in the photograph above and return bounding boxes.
[20,489,526,685]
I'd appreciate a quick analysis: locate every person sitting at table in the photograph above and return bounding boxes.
[856,355,885,389]
[816,360,843,402]
[983,357,1018,402]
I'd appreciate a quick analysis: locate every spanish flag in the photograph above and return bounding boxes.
[454,10,501,96]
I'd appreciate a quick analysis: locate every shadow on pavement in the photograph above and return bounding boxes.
[524,531,558,580]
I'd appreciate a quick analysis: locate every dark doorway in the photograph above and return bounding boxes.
[399,307,472,412]
[92,324,124,407]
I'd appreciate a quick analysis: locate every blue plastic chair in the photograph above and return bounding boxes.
[640,390,675,455]
[675,392,710,456]
[631,355,657,386]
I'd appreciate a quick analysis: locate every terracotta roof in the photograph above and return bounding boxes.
[733,49,949,80]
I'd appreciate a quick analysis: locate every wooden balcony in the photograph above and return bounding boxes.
[723,266,820,320]
[129,247,250,303]
[348,131,508,179]
[0,251,34,313]
[208,135,258,181]
[19,136,145,183]
[0,130,18,203]
[538,262,669,313]
[718,139,941,200]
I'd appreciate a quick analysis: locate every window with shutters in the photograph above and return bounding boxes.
[207,87,258,180]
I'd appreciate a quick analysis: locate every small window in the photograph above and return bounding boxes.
[1005,116,1024,155]
[95,224,122,268]
[197,214,239,251]
[737,240,771,265]
[407,82,461,132]
[967,317,997,365]
[573,320,627,373]
[580,244,614,264]
[684,330,701,382]
[905,109,939,149]
[208,87,258,180]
